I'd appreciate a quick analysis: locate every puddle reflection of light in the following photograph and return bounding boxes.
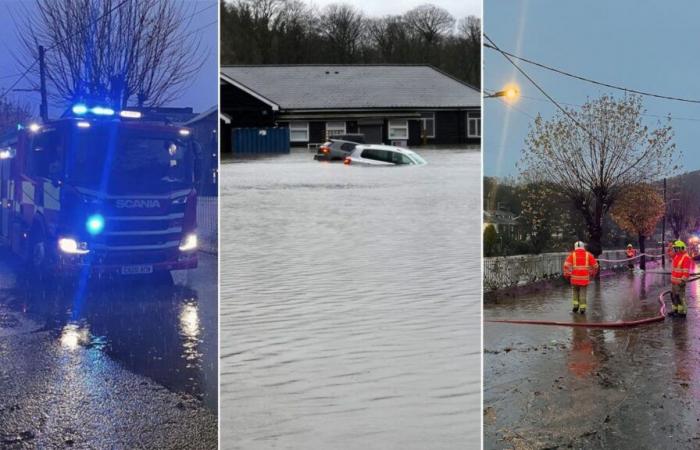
[180,303,200,338]
[180,301,202,366]
[60,323,90,350]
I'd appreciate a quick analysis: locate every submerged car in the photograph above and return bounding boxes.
[314,134,366,161]
[343,144,427,166]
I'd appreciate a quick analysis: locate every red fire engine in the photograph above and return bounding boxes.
[0,104,198,276]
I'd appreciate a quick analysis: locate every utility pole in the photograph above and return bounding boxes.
[662,177,666,268]
[38,45,48,122]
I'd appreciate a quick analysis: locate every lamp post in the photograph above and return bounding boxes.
[485,85,520,101]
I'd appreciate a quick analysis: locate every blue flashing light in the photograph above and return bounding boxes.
[86,214,105,235]
[91,106,115,116]
[72,104,88,115]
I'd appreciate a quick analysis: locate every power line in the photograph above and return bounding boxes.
[484,33,602,145]
[488,88,700,123]
[484,42,700,104]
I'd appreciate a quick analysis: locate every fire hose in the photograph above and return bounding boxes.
[486,275,700,329]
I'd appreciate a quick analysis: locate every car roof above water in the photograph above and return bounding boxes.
[356,144,414,154]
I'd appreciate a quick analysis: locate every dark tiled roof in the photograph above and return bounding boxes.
[220,65,480,110]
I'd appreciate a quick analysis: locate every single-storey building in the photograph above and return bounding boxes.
[220,65,480,153]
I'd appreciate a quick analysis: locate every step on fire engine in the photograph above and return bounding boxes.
[0,103,198,276]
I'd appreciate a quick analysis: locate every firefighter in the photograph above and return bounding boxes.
[670,240,692,317]
[563,241,599,314]
[626,244,637,270]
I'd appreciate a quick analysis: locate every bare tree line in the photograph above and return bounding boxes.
[15,0,207,109]
[221,0,481,87]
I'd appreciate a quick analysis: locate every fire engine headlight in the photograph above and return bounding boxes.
[58,238,89,255]
[86,214,105,235]
[179,233,197,252]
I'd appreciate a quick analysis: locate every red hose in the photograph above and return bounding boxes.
[486,290,669,329]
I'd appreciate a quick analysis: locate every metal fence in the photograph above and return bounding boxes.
[197,195,217,254]
[484,248,663,292]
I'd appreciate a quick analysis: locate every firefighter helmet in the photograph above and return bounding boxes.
[574,241,585,249]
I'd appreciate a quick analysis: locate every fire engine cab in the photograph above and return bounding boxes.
[0,104,198,276]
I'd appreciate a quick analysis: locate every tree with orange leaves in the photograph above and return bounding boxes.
[611,183,665,270]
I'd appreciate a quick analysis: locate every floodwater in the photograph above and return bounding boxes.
[220,148,481,449]
[484,268,700,449]
[0,253,218,447]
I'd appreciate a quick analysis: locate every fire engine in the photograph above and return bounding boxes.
[0,104,198,276]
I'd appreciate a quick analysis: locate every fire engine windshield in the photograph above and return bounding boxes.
[65,128,194,194]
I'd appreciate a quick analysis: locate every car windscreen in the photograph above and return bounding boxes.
[404,151,426,165]
[65,127,194,194]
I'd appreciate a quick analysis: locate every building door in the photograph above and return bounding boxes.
[358,124,382,144]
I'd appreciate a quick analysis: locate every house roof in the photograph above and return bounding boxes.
[182,105,217,126]
[220,65,480,110]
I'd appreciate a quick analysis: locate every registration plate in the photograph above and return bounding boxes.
[121,264,154,275]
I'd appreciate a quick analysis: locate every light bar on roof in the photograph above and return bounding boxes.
[72,104,88,115]
[91,106,115,116]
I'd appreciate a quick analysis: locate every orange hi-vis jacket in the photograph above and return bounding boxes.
[626,248,637,259]
[563,249,599,286]
[671,252,692,285]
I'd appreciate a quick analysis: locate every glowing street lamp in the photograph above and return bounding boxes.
[485,84,520,101]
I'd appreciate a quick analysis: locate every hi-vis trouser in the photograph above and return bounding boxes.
[671,283,687,314]
[572,285,587,311]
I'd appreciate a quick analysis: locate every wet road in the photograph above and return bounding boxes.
[0,252,217,449]
[484,268,700,449]
[220,148,481,449]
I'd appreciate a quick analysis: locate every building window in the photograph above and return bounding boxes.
[388,120,408,140]
[325,121,346,138]
[289,122,309,142]
[467,112,481,138]
[419,112,435,138]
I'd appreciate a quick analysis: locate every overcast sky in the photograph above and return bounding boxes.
[485,0,700,177]
[0,0,216,116]
[308,0,480,20]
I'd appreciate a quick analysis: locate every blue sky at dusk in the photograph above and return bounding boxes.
[0,0,217,117]
[484,0,700,177]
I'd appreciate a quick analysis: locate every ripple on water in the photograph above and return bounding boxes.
[220,149,481,448]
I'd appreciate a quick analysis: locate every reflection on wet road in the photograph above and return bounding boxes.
[0,252,217,448]
[220,149,481,448]
[485,269,700,449]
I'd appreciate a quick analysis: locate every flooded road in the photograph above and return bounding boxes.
[220,148,481,449]
[484,269,700,449]
[0,252,217,448]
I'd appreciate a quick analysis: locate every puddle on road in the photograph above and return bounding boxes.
[0,262,216,411]
[484,269,700,449]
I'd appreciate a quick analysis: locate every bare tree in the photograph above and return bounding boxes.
[404,4,455,46]
[17,0,207,108]
[520,95,678,256]
[0,98,33,131]
[666,174,698,239]
[320,4,365,63]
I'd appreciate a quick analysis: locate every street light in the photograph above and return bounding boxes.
[485,84,520,101]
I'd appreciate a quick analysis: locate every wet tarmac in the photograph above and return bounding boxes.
[484,267,700,449]
[220,148,481,449]
[0,252,217,449]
